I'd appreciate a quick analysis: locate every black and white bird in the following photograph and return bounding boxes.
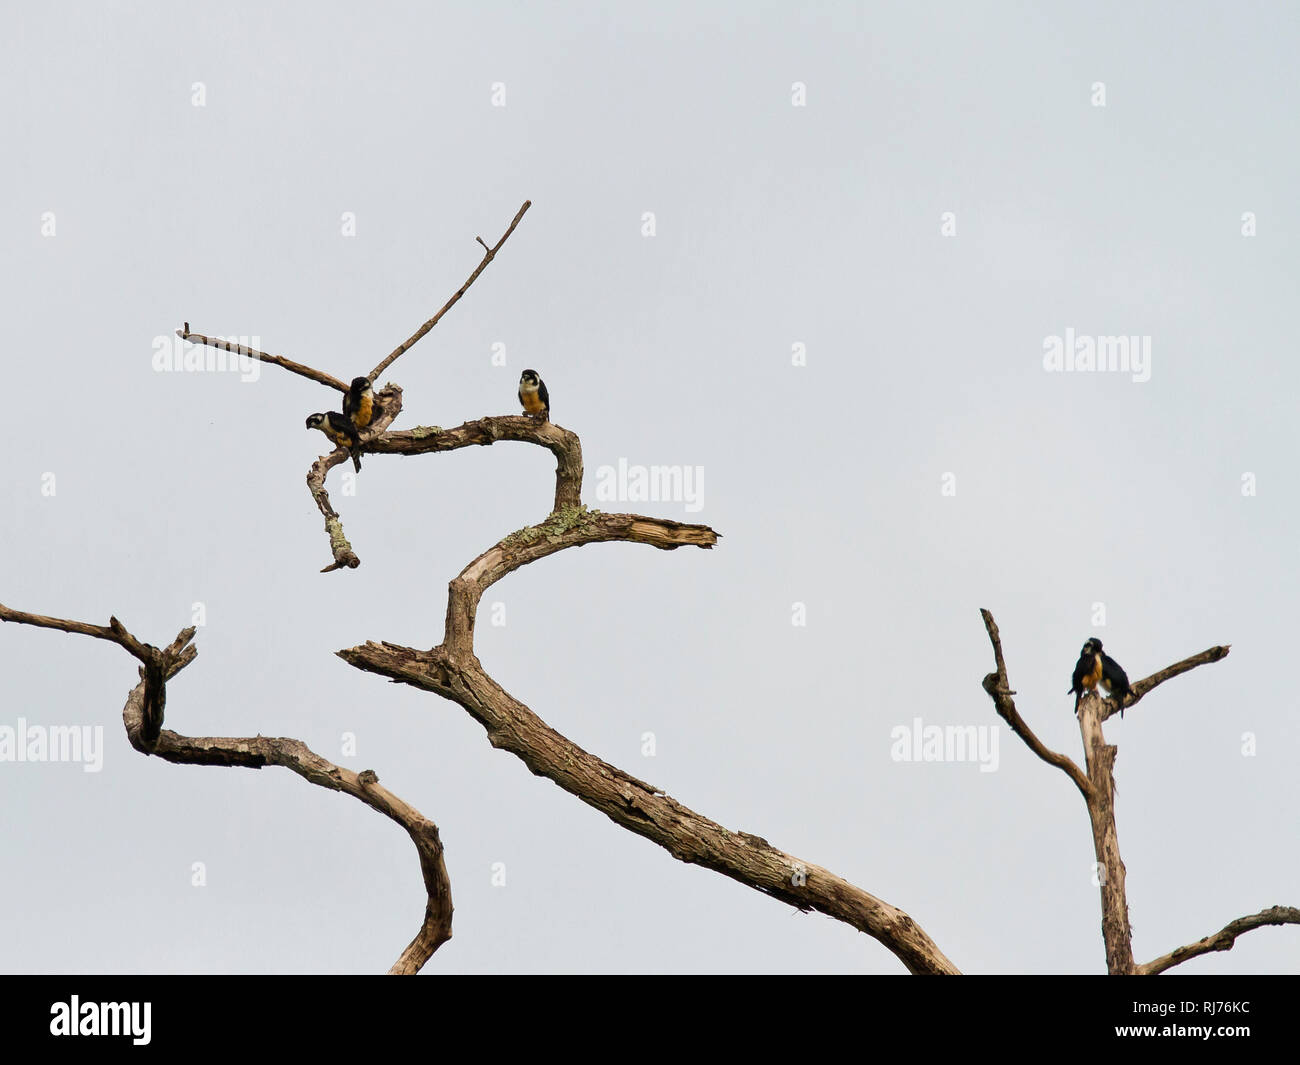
[518,368,549,420]
[1068,638,1132,717]
[343,376,376,430]
[306,411,362,472]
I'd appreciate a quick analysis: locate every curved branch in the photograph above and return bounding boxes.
[0,603,186,747]
[442,509,715,649]
[369,199,531,381]
[1136,905,1300,975]
[339,515,959,975]
[134,724,453,972]
[307,385,404,571]
[341,641,957,974]
[3,605,452,973]
[376,415,583,513]
[978,610,1092,800]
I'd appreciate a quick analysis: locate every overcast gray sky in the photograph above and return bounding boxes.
[2,1,1297,974]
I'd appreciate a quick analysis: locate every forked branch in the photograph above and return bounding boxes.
[338,430,959,973]
[977,610,1294,977]
[185,203,533,570]
[1,604,452,973]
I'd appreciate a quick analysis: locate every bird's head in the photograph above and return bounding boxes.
[306,413,325,430]
[520,369,539,387]
[1081,638,1103,655]
[350,376,371,394]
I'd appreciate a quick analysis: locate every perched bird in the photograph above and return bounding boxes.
[518,368,549,420]
[306,411,362,472]
[1068,637,1132,716]
[343,376,376,430]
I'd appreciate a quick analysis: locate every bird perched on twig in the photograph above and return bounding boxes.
[306,411,362,472]
[518,368,549,420]
[1068,637,1131,717]
[343,376,376,430]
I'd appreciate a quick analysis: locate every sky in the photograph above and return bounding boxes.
[1,0,1296,974]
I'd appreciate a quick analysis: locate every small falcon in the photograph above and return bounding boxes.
[343,376,376,430]
[306,411,362,472]
[1068,637,1132,717]
[518,368,549,420]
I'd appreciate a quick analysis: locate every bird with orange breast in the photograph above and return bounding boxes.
[518,369,549,420]
[1068,638,1132,717]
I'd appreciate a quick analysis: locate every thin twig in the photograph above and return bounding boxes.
[978,610,1093,800]
[176,327,347,391]
[1136,905,1300,975]
[1104,644,1232,721]
[369,200,531,381]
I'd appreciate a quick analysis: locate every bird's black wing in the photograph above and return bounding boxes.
[326,412,360,446]
[1101,654,1129,691]
[325,412,362,471]
[1068,653,1090,695]
[1069,652,1093,714]
[538,378,550,413]
[1100,653,1131,717]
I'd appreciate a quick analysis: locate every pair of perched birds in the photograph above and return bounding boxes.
[306,369,550,471]
[1068,638,1131,716]
[306,377,377,472]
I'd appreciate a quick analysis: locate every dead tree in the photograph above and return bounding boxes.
[6,203,1292,973]
[979,609,1298,973]
[2,201,959,974]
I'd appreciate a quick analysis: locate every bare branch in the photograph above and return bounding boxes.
[978,615,1250,975]
[978,610,1093,801]
[339,513,958,975]
[134,726,453,971]
[176,327,348,391]
[1,602,146,653]
[343,638,957,974]
[4,605,452,972]
[0,603,190,746]
[374,414,583,512]
[306,385,404,571]
[1136,905,1300,975]
[1103,644,1232,721]
[370,200,532,381]
[443,509,717,648]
